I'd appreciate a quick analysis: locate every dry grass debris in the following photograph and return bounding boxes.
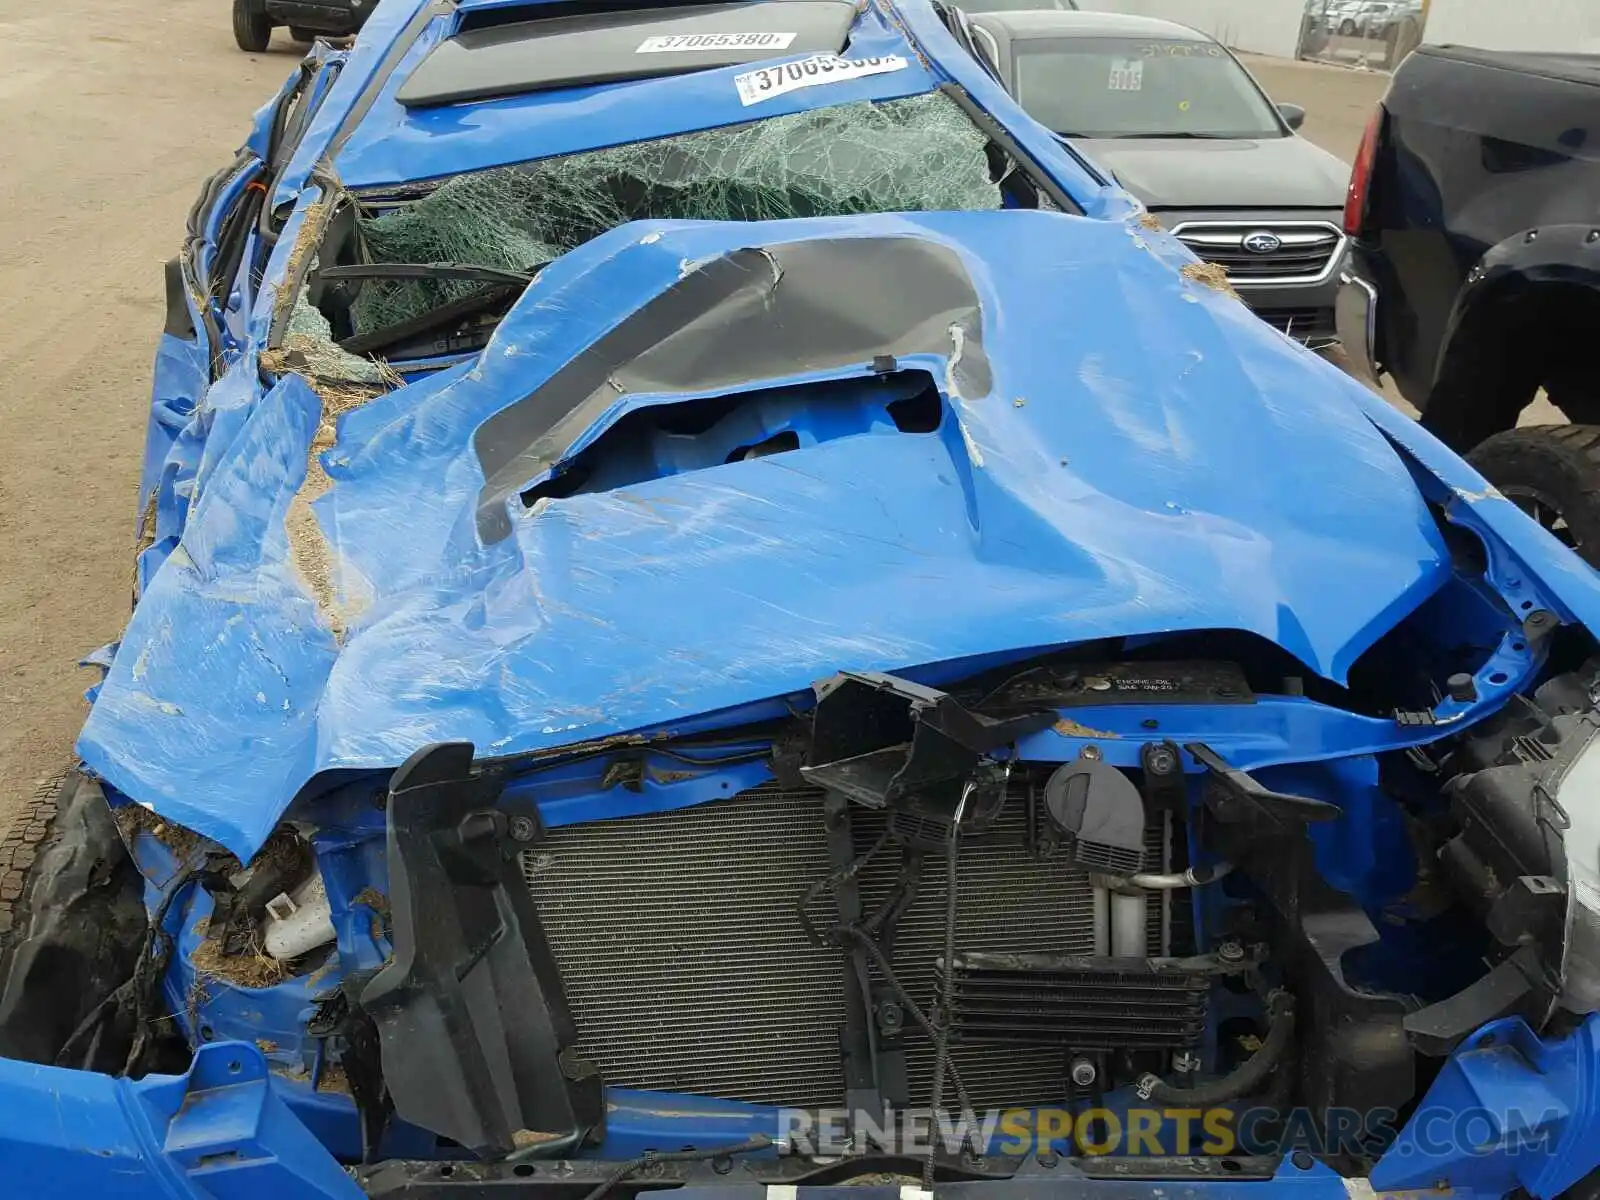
[115,803,200,864]
[283,380,385,642]
[189,916,289,989]
[1180,260,1242,300]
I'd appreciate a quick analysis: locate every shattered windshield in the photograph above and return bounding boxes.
[333,92,1004,356]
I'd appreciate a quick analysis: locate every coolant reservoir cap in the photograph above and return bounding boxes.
[1044,758,1147,874]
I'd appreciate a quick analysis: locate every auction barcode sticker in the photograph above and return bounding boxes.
[1107,58,1144,91]
[733,55,908,105]
[637,31,798,53]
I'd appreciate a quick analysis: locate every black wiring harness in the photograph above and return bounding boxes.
[55,862,205,1077]
[796,779,996,1183]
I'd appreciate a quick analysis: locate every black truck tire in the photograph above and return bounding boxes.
[0,771,145,1068]
[233,0,273,52]
[1468,425,1600,566]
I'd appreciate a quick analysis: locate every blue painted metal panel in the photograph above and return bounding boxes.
[81,208,1480,859]
[1372,1016,1600,1199]
[318,0,1119,211]
[0,1043,361,1199]
[109,0,1600,861]
[45,3,1600,1191]
[138,333,209,585]
[272,0,438,210]
[1347,381,1600,633]
[332,4,939,187]
[3,1024,1591,1195]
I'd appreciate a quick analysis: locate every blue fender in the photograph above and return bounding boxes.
[1371,1014,1600,1199]
[0,1042,360,1199]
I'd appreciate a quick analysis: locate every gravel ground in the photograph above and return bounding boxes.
[0,2,304,819]
[0,16,1558,833]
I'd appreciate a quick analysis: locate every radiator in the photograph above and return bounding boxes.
[523,781,1169,1110]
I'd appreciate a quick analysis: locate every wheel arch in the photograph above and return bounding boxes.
[1421,224,1600,451]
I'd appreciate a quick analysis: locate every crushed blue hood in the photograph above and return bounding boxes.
[80,208,1454,859]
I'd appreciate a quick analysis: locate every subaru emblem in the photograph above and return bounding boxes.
[1242,231,1282,255]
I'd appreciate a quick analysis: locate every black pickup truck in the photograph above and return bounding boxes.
[233,0,370,52]
[1338,45,1600,557]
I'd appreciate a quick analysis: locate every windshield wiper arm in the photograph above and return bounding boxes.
[336,281,527,358]
[319,260,548,358]
[317,260,540,288]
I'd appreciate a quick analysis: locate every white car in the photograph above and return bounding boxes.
[1332,0,1419,37]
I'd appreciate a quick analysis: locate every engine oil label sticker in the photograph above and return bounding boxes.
[637,31,798,53]
[1108,58,1144,90]
[734,55,909,105]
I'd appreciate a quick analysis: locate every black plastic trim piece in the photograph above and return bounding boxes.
[1187,742,1342,824]
[210,168,267,309]
[1402,944,1547,1057]
[319,261,539,288]
[1205,775,1415,1124]
[801,670,1053,811]
[362,742,604,1156]
[819,791,885,1119]
[337,280,525,357]
[163,258,197,340]
[328,0,455,164]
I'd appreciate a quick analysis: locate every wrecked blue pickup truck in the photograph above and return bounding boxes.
[3,0,1599,1197]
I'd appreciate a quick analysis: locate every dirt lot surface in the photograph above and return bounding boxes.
[1240,54,1389,162]
[0,23,1557,835]
[0,2,303,819]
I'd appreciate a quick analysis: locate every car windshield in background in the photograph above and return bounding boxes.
[959,0,1078,11]
[1012,37,1284,139]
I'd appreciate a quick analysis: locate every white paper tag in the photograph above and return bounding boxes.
[637,31,798,53]
[733,54,908,105]
[1108,58,1144,91]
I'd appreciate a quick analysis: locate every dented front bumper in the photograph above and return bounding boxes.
[0,1042,361,1199]
[5,1016,1597,1200]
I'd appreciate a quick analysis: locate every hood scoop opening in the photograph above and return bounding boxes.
[519,368,943,509]
[473,236,988,541]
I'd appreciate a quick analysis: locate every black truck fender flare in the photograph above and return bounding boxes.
[1423,223,1600,449]
[1439,222,1600,376]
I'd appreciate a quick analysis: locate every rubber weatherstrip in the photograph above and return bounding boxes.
[935,82,1085,214]
[264,1,454,350]
[326,0,454,165]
